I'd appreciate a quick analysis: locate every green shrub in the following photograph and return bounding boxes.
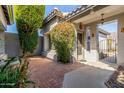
[0,57,35,88]
[0,57,20,88]
[14,5,45,87]
[0,67,20,88]
[14,5,45,54]
[50,22,75,63]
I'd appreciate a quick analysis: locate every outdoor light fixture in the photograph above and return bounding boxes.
[121,27,124,33]
[101,13,104,24]
[92,33,94,37]
[77,22,85,33]
[79,22,83,30]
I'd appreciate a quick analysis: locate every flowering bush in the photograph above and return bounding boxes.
[50,22,75,63]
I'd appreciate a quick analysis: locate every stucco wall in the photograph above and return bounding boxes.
[43,18,58,52]
[84,24,99,61]
[42,49,56,59]
[5,32,44,57]
[0,32,5,54]
[43,36,50,51]
[5,32,20,57]
[117,15,124,66]
[0,32,4,40]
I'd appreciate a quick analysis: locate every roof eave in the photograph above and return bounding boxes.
[61,5,96,22]
[7,5,14,25]
[1,5,14,25]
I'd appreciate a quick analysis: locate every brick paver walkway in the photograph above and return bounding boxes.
[28,56,84,88]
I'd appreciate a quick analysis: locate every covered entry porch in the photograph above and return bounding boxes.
[66,5,124,66]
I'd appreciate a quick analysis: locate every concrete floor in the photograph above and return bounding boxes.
[63,61,117,88]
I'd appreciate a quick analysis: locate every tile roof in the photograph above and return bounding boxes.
[60,5,96,22]
[44,5,96,23]
[44,8,64,23]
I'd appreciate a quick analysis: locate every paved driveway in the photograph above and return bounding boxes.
[27,57,84,88]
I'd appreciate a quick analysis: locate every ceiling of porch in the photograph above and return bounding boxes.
[73,5,124,24]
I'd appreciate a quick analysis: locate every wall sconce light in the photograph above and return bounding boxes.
[79,22,83,30]
[92,33,94,37]
[121,28,124,33]
[79,22,84,32]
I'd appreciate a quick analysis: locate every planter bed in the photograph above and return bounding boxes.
[105,66,124,88]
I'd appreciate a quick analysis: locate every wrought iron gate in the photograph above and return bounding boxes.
[99,37,117,63]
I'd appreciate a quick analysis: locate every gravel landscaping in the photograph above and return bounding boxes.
[105,66,124,88]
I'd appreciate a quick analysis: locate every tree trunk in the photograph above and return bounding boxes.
[17,54,29,88]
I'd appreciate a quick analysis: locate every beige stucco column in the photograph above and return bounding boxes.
[84,23,99,61]
[117,15,124,66]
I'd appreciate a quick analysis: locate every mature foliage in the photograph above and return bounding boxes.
[0,57,20,88]
[0,57,35,88]
[50,22,75,63]
[14,5,45,54]
[14,5,45,87]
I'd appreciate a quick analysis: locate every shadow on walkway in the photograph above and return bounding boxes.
[63,62,116,88]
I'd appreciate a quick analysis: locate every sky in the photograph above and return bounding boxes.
[98,21,117,41]
[6,5,80,33]
[99,21,117,33]
[45,5,80,16]
[6,5,117,34]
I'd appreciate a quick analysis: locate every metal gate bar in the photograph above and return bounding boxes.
[99,36,117,63]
